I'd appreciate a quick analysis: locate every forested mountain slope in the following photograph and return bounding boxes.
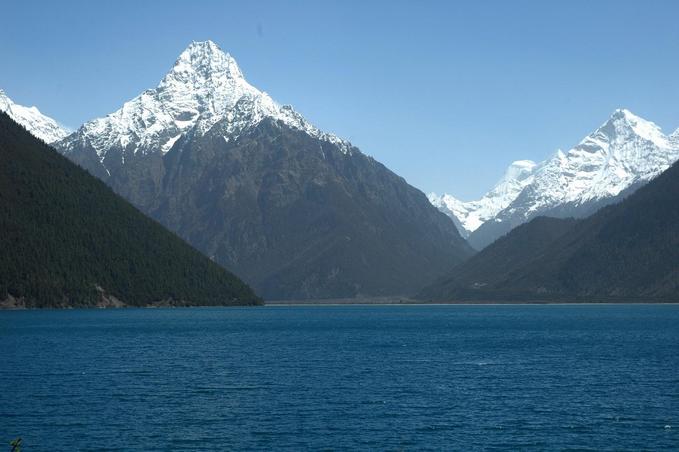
[0,112,260,308]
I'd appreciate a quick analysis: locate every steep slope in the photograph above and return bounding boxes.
[467,109,679,249]
[418,160,679,302]
[429,160,536,238]
[0,112,260,308]
[55,40,473,299]
[0,89,69,143]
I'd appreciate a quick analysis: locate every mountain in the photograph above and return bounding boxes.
[428,160,536,238]
[0,111,261,308]
[432,109,679,249]
[55,40,473,300]
[0,89,69,143]
[418,159,679,302]
[57,40,349,175]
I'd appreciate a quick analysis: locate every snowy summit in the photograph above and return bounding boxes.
[58,40,350,167]
[0,89,69,143]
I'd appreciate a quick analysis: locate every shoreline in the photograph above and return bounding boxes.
[264,298,679,306]
[2,298,678,310]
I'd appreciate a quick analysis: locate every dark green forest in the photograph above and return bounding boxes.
[0,112,261,308]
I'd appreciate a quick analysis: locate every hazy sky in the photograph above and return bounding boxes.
[2,0,678,199]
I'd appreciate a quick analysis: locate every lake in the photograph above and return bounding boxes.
[1,305,678,450]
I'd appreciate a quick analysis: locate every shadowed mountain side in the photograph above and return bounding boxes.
[145,118,474,299]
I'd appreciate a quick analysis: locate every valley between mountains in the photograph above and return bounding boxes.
[1,40,677,305]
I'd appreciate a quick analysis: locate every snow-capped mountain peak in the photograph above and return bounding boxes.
[57,40,351,164]
[543,109,677,205]
[588,108,669,150]
[155,40,262,136]
[170,40,245,80]
[0,89,69,143]
[432,108,679,245]
[428,159,536,237]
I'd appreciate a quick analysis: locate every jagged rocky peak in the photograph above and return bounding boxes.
[170,40,244,80]
[587,108,669,149]
[555,108,678,203]
[0,89,69,143]
[57,40,351,162]
[156,40,266,134]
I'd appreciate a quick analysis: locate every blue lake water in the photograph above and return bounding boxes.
[1,305,678,450]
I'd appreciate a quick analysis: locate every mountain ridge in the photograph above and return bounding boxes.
[0,89,69,143]
[432,109,679,249]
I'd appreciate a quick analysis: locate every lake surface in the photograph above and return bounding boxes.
[1,305,678,450]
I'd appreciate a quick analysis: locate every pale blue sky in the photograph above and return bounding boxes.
[2,0,678,199]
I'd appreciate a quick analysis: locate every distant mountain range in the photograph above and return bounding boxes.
[419,158,679,302]
[49,40,472,300]
[431,110,679,249]
[0,112,260,308]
